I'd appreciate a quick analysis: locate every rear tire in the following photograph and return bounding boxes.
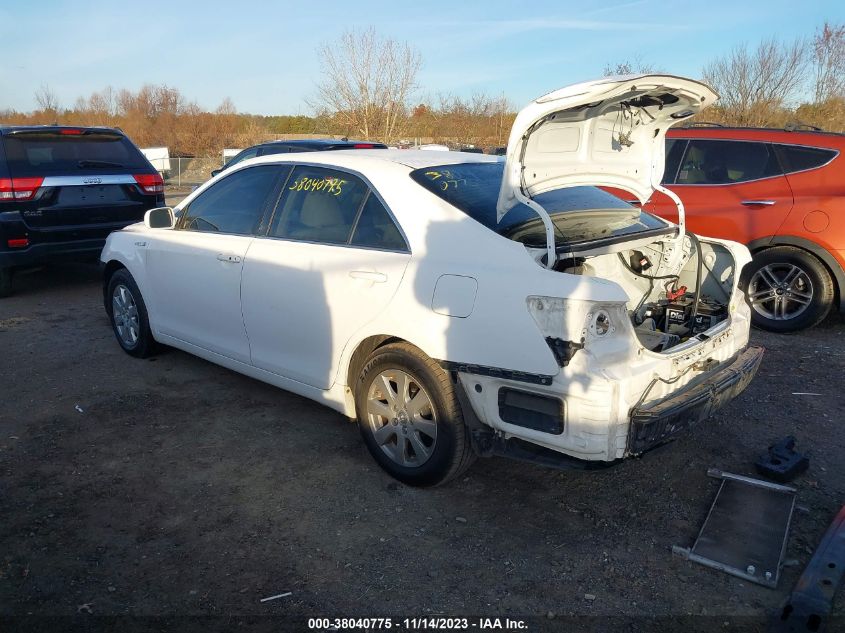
[0,268,12,298]
[354,342,476,487]
[106,268,157,358]
[742,246,834,333]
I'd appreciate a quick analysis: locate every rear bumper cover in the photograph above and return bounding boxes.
[627,346,764,455]
[0,208,145,269]
[0,238,108,267]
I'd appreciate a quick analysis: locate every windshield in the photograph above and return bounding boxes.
[410,162,669,247]
[223,147,261,170]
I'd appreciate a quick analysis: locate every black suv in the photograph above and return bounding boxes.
[213,138,388,176]
[0,125,164,296]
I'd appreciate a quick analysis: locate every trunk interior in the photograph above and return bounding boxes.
[554,234,737,352]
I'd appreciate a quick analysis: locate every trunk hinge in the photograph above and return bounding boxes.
[498,117,558,270]
[513,188,557,269]
[652,182,686,270]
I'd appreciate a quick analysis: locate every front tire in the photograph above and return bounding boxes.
[743,246,835,332]
[354,342,476,487]
[106,268,157,358]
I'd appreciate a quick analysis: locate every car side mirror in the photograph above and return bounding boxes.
[211,169,221,177]
[144,207,175,229]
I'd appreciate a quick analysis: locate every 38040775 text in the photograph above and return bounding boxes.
[307,617,529,630]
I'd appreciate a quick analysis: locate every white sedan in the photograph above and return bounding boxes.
[101,75,763,486]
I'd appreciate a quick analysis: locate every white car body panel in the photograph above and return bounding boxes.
[101,77,759,466]
[241,237,410,389]
[145,230,254,364]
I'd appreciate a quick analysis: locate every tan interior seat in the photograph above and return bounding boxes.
[678,146,706,184]
[285,193,349,243]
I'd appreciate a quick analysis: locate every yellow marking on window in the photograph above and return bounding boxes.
[288,176,346,196]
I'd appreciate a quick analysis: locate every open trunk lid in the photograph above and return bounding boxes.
[496,75,717,233]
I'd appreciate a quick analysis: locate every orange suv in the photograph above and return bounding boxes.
[645,125,845,332]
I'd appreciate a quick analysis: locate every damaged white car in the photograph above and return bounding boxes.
[101,75,763,486]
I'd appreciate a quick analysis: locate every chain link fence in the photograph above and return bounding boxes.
[157,156,221,188]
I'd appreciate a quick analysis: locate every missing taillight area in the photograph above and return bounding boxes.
[132,173,164,194]
[0,177,45,202]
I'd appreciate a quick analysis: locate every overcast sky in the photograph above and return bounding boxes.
[1,0,843,115]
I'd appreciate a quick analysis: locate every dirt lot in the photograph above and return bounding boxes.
[1,258,844,631]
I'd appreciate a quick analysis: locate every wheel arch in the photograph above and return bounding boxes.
[345,335,427,393]
[102,259,128,314]
[342,334,449,420]
[747,236,844,312]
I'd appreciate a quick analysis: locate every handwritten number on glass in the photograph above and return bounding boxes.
[288,177,346,196]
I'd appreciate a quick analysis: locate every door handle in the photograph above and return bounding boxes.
[349,270,387,283]
[217,253,242,263]
[741,200,776,206]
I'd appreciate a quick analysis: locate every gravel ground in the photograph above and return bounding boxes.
[1,260,843,632]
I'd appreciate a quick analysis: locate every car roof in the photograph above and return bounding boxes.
[255,138,387,149]
[667,126,845,147]
[0,124,125,136]
[247,148,501,170]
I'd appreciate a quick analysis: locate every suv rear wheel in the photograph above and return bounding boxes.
[743,246,834,332]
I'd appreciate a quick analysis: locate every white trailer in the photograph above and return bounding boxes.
[140,147,172,178]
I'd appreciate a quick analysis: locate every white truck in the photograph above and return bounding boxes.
[140,147,171,180]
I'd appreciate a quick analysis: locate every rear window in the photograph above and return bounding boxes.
[410,162,668,247]
[675,140,781,185]
[776,144,838,174]
[2,131,149,176]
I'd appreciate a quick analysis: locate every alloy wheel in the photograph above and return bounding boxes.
[366,369,437,467]
[749,263,813,321]
[112,284,140,347]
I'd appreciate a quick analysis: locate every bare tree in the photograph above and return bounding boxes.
[492,93,511,146]
[34,83,60,114]
[428,93,514,147]
[702,38,809,126]
[602,55,660,77]
[813,21,845,102]
[312,27,421,143]
[88,86,117,117]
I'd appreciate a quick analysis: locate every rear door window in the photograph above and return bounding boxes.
[2,130,149,176]
[775,145,838,174]
[676,140,781,184]
[269,165,368,244]
[350,194,407,251]
[179,165,286,235]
